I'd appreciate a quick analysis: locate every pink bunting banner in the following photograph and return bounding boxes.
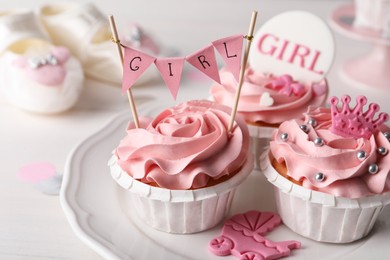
[186,44,221,84]
[154,57,185,100]
[122,46,156,94]
[212,34,243,82]
[121,35,245,98]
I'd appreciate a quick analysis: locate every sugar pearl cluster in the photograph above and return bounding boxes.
[28,54,58,69]
[280,119,390,183]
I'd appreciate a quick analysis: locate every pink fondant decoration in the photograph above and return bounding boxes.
[329,95,389,139]
[212,34,243,82]
[249,11,335,82]
[29,65,67,86]
[209,211,300,259]
[122,46,156,93]
[268,74,305,97]
[186,44,221,84]
[154,57,185,100]
[12,47,70,86]
[17,162,56,183]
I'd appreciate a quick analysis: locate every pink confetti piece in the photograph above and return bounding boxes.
[17,162,56,183]
[34,175,62,196]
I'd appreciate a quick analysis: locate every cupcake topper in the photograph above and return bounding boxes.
[329,95,389,139]
[109,12,258,129]
[109,15,140,128]
[249,11,335,82]
[228,11,258,132]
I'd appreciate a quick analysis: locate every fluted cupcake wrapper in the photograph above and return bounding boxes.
[247,124,275,170]
[260,151,390,243]
[108,153,254,234]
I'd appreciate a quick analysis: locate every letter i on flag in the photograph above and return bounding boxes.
[212,34,244,82]
[154,57,185,100]
[186,44,221,84]
[122,46,156,94]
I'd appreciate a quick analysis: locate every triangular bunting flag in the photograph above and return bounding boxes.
[212,34,243,82]
[154,57,185,100]
[186,44,221,84]
[122,46,156,94]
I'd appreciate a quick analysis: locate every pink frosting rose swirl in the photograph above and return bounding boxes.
[210,67,328,124]
[115,100,250,190]
[270,106,390,199]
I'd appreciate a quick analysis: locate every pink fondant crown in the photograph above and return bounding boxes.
[329,95,389,139]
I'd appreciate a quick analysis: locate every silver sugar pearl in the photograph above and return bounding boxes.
[384,132,390,141]
[300,124,309,133]
[308,118,317,127]
[357,150,367,160]
[378,147,388,156]
[39,57,47,65]
[314,137,324,146]
[368,163,379,174]
[315,172,325,182]
[28,57,41,69]
[281,133,288,141]
[46,54,58,65]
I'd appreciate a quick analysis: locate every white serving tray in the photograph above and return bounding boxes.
[60,102,390,260]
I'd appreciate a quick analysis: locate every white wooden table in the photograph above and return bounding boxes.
[1,0,388,259]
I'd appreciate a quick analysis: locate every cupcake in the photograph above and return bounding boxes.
[210,67,328,168]
[261,95,390,243]
[108,100,253,233]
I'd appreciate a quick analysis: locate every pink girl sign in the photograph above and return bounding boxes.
[249,11,335,82]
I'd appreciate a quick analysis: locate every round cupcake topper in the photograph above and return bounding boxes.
[249,11,335,82]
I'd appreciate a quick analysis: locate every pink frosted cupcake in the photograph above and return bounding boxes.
[261,95,390,243]
[211,67,328,131]
[108,100,253,233]
[211,67,328,167]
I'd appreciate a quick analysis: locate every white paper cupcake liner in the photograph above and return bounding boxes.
[247,123,275,139]
[260,151,390,243]
[247,124,275,170]
[108,153,254,234]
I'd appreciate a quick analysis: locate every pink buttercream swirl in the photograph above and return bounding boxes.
[270,106,390,198]
[210,67,328,124]
[115,100,249,190]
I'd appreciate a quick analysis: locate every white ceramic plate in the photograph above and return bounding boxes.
[61,102,390,260]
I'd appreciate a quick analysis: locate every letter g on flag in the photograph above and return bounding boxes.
[122,46,156,94]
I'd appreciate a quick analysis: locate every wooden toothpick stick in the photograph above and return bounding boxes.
[108,14,140,128]
[228,11,258,133]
